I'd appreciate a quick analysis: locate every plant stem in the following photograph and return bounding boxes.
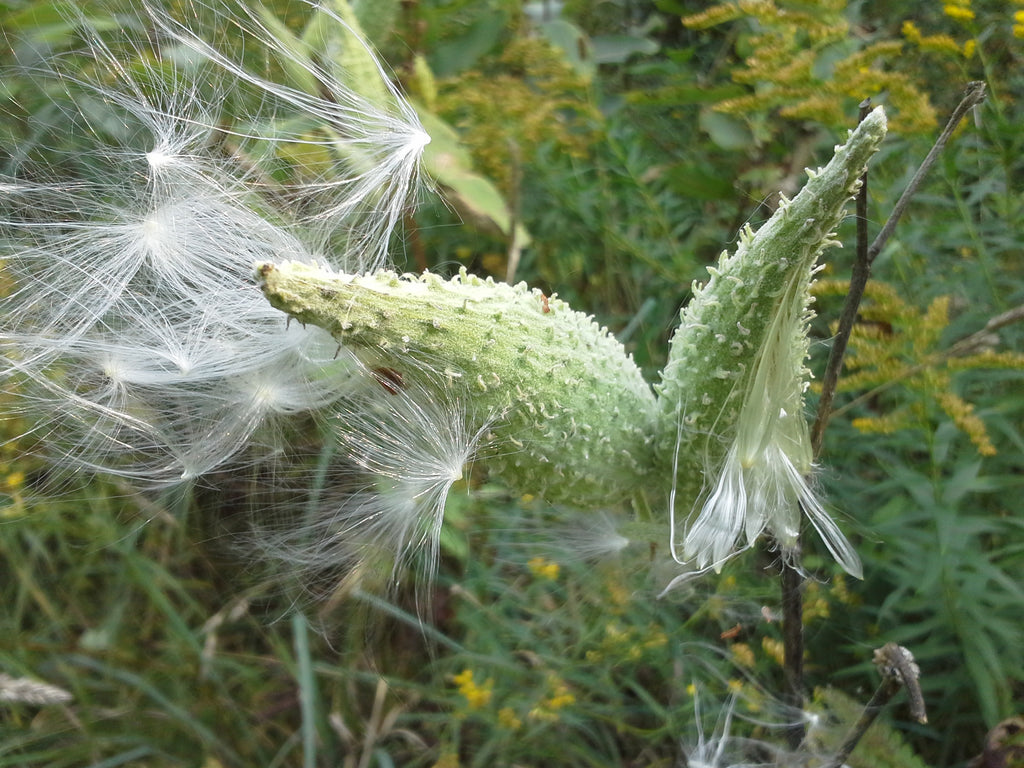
[810,82,987,453]
[820,643,927,768]
[781,543,805,750]
[820,675,898,768]
[867,82,985,263]
[809,99,874,456]
[781,101,885,748]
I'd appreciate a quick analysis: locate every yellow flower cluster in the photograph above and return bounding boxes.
[430,754,460,768]
[527,556,560,581]
[603,576,630,614]
[438,37,600,196]
[730,642,756,668]
[935,390,996,456]
[1015,8,1024,38]
[584,621,668,663]
[812,279,1024,456]
[762,636,785,666]
[497,706,522,730]
[683,0,937,134]
[1,467,25,519]
[829,574,860,606]
[901,19,974,58]
[943,0,975,23]
[528,675,576,723]
[802,581,831,623]
[1,381,30,519]
[452,669,493,710]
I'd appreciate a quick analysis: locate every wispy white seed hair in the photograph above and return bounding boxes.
[1,2,427,493]
[546,512,633,563]
[246,374,491,597]
[0,673,73,706]
[673,262,861,581]
[684,687,811,768]
[1,0,447,598]
[146,1,431,270]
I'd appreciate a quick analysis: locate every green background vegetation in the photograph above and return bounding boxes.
[2,0,1022,766]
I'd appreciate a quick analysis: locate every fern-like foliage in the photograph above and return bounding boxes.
[809,687,931,768]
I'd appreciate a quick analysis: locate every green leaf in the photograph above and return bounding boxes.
[300,0,390,106]
[539,19,595,79]
[699,109,753,151]
[349,0,400,50]
[429,11,507,77]
[591,33,659,64]
[415,105,530,245]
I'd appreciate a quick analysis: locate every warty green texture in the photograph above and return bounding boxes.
[655,107,888,511]
[258,263,658,508]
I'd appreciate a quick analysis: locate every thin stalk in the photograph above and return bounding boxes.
[786,85,985,749]
[292,612,319,768]
[780,101,876,749]
[811,82,988,454]
[821,676,899,768]
[780,544,805,751]
[820,643,927,768]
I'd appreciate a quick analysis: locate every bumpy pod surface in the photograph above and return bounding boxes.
[258,263,657,508]
[655,108,887,525]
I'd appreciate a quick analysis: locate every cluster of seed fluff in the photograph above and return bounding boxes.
[0,4,447,586]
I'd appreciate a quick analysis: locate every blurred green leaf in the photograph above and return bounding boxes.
[591,33,659,64]
[699,109,753,151]
[539,19,595,79]
[416,105,530,245]
[428,11,508,78]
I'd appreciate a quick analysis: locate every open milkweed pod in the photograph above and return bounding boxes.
[657,108,888,584]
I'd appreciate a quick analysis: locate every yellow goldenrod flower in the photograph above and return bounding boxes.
[643,626,668,649]
[803,595,831,622]
[830,573,857,605]
[453,669,493,710]
[762,636,785,666]
[918,33,964,55]
[731,643,756,668]
[528,675,576,721]
[943,4,975,22]
[497,707,523,730]
[527,556,560,581]
[902,20,923,43]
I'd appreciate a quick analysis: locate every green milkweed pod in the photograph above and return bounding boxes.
[258,263,658,509]
[258,107,888,585]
